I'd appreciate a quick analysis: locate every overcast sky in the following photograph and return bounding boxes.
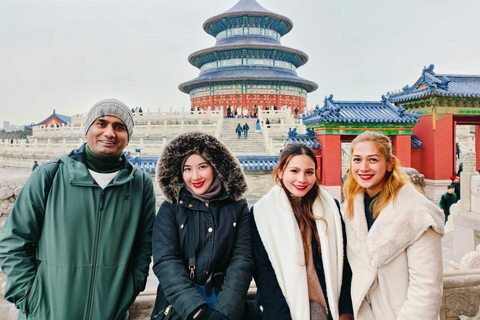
[1,0,479,126]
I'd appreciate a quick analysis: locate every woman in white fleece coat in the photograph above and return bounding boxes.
[252,143,354,320]
[343,131,445,320]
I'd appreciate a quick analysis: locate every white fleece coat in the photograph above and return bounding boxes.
[254,185,345,320]
[344,183,445,320]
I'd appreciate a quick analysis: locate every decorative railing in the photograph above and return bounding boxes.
[258,110,306,155]
[0,138,166,158]
[70,108,223,125]
[36,109,223,139]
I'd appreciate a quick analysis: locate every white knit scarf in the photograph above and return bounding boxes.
[254,185,344,320]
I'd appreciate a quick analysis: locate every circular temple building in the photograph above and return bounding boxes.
[178,0,318,116]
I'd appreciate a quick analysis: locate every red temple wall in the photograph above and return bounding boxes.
[191,94,306,116]
[315,134,342,186]
[411,149,423,173]
[392,135,411,167]
[412,115,454,180]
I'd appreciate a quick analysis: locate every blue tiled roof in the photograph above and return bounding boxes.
[203,0,293,36]
[237,156,279,170]
[56,113,71,123]
[411,135,423,148]
[302,95,420,125]
[189,44,309,68]
[224,0,271,14]
[127,156,157,173]
[286,135,321,149]
[388,64,480,102]
[179,67,318,93]
[126,155,280,173]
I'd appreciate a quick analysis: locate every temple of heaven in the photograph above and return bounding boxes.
[178,0,318,115]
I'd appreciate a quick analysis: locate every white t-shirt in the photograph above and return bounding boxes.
[88,169,120,189]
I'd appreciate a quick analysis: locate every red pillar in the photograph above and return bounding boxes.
[412,114,455,180]
[476,125,480,171]
[316,134,342,186]
[393,135,411,167]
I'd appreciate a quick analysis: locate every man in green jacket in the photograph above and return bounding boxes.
[0,99,156,320]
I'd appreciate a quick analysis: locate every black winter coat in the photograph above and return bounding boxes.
[152,189,252,320]
[152,132,253,320]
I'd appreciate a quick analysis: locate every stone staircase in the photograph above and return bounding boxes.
[219,118,267,155]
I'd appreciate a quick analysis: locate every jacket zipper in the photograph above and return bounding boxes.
[207,208,215,272]
[180,195,229,276]
[85,190,105,320]
[164,305,172,315]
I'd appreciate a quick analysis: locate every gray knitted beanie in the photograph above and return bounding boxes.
[84,99,134,140]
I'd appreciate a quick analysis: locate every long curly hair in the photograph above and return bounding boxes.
[343,131,409,219]
[273,143,326,264]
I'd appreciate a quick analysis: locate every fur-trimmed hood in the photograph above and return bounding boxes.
[156,132,248,202]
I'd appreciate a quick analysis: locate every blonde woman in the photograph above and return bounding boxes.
[343,131,444,320]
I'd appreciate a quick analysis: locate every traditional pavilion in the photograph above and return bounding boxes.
[387,64,480,200]
[26,109,71,129]
[178,0,318,116]
[303,95,420,198]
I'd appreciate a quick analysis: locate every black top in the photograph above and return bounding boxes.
[452,182,461,200]
[440,193,458,217]
[364,192,379,231]
[251,199,353,320]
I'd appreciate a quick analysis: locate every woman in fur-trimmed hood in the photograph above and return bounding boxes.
[156,131,247,203]
[151,132,253,320]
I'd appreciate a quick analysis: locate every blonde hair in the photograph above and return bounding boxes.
[343,131,409,219]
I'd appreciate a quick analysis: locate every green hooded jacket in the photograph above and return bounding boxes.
[0,144,156,320]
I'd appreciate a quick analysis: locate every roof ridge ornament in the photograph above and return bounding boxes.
[382,95,410,118]
[306,127,315,137]
[324,94,334,105]
[422,64,435,75]
[438,75,451,90]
